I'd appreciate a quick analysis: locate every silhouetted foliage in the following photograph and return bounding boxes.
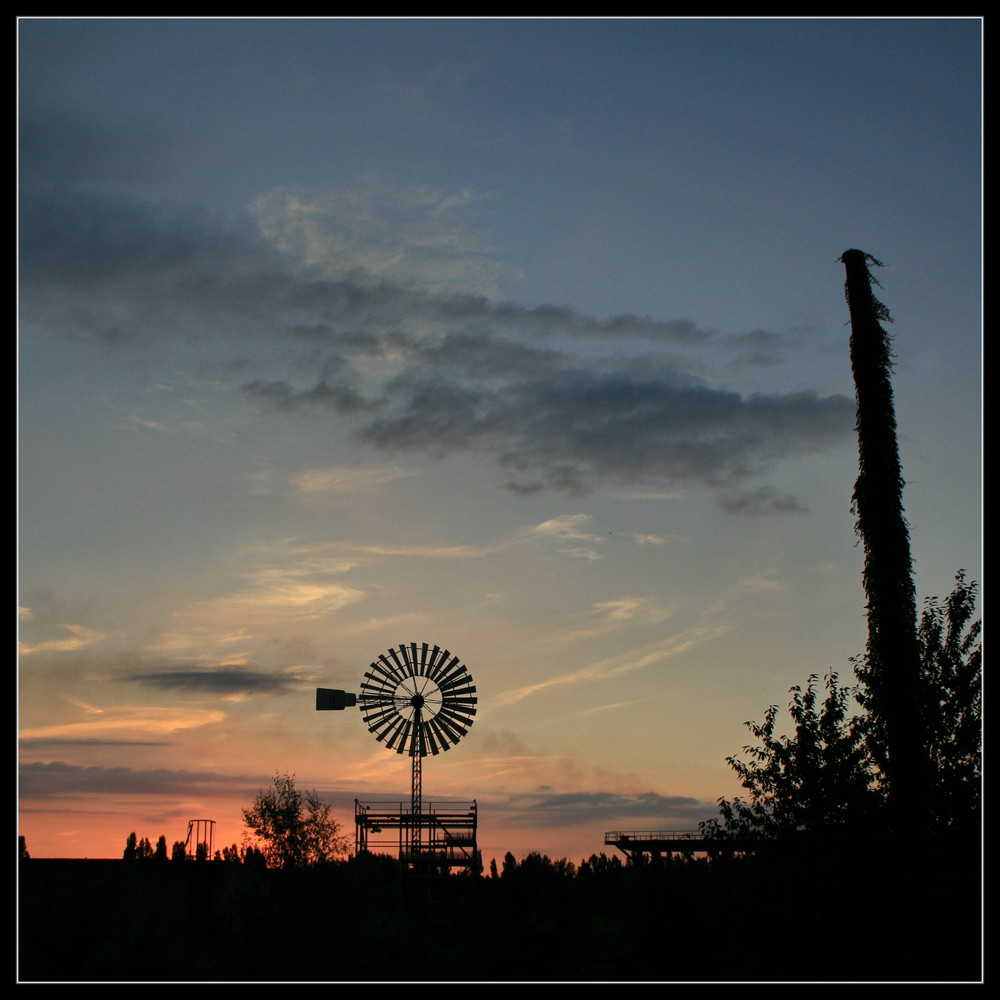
[855,570,982,833]
[154,835,168,862]
[19,835,30,860]
[171,840,186,862]
[713,572,981,843]
[123,831,137,861]
[242,770,349,868]
[710,672,878,841]
[577,852,624,877]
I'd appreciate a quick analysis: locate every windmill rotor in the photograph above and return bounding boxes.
[358,643,477,757]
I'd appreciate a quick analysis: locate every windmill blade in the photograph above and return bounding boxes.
[435,703,474,734]
[384,715,411,753]
[430,653,462,685]
[367,704,403,735]
[416,642,431,676]
[383,649,413,684]
[434,711,472,743]
[438,670,474,693]
[438,668,472,694]
[362,658,400,691]
[407,642,422,676]
[398,643,417,677]
[428,713,460,749]
[422,718,444,755]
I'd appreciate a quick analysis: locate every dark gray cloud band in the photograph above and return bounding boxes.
[125,667,302,696]
[20,173,854,500]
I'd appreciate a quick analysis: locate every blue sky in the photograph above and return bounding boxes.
[18,17,981,862]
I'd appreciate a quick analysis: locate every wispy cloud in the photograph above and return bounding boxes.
[19,624,116,656]
[292,464,416,495]
[495,625,729,706]
[19,705,227,743]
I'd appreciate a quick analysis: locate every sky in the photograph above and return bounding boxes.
[18,17,981,864]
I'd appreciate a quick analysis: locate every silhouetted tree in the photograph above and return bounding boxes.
[840,249,927,832]
[171,840,187,861]
[501,851,517,879]
[123,831,138,861]
[855,570,981,834]
[489,856,499,879]
[136,836,154,860]
[468,848,484,877]
[195,840,208,862]
[153,835,168,862]
[19,835,30,860]
[242,844,267,868]
[713,573,980,842]
[242,770,349,868]
[578,853,624,877]
[710,672,878,840]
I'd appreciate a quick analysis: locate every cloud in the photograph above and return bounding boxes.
[163,568,367,635]
[19,152,854,499]
[125,667,305,697]
[19,706,226,743]
[292,465,416,495]
[717,486,809,514]
[495,789,709,828]
[495,625,729,706]
[19,624,115,656]
[18,760,255,799]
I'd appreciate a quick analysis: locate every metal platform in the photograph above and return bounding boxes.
[605,829,760,861]
[356,799,478,869]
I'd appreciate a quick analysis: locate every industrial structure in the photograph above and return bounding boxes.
[317,642,479,874]
[184,819,215,860]
[605,829,759,862]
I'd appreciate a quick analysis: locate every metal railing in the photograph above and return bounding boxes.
[605,830,701,842]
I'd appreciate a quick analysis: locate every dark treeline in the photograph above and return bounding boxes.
[18,845,979,981]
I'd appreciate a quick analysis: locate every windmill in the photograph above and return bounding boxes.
[316,642,478,868]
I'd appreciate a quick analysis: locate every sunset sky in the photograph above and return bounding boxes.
[18,17,981,865]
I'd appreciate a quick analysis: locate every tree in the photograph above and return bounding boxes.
[171,840,187,861]
[854,570,981,834]
[19,835,30,860]
[123,831,138,861]
[713,573,980,841]
[154,835,168,862]
[710,672,879,841]
[840,249,927,832]
[241,770,350,868]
